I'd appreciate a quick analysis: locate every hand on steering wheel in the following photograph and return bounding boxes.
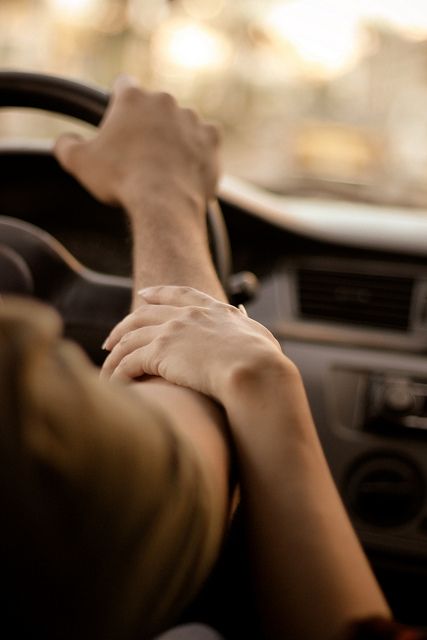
[54,75,221,215]
[0,71,232,363]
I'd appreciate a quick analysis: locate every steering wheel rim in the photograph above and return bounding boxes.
[0,71,108,125]
[0,71,232,362]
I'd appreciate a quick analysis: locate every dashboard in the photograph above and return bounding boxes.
[224,177,427,625]
[2,144,427,625]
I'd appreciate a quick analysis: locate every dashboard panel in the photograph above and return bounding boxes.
[224,192,427,624]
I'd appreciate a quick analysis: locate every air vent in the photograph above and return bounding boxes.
[345,455,424,527]
[297,268,414,331]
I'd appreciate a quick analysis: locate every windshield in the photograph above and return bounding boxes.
[1,0,427,209]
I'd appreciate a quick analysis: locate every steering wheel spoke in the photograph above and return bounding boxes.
[0,216,131,364]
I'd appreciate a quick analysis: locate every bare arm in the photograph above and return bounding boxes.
[54,76,390,639]
[54,74,230,507]
[101,286,391,640]
[54,77,232,617]
[54,75,226,306]
[224,360,390,640]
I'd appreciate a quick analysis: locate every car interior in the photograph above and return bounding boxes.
[2,1,427,637]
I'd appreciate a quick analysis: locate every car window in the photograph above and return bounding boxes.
[1,0,427,208]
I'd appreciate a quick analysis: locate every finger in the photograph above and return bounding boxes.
[155,91,176,109]
[138,285,219,309]
[112,73,141,97]
[101,325,158,379]
[205,122,221,146]
[97,74,145,127]
[53,133,87,175]
[109,345,158,383]
[102,304,178,351]
[182,107,199,124]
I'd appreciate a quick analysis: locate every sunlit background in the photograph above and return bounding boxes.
[2,0,427,208]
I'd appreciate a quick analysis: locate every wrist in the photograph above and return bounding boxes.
[122,181,226,302]
[219,350,298,409]
[219,352,312,440]
[119,175,206,224]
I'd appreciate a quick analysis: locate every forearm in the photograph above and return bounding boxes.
[224,359,391,640]
[130,375,232,615]
[55,79,233,621]
[100,269,391,638]
[127,192,232,521]
[53,78,225,306]
[127,191,226,307]
[123,196,232,602]
[132,376,230,525]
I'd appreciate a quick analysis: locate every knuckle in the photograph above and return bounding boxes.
[120,84,143,103]
[168,318,185,333]
[206,124,221,145]
[229,304,242,316]
[101,356,113,374]
[135,306,149,320]
[151,354,162,376]
[150,284,166,295]
[118,353,132,370]
[154,333,169,349]
[181,285,195,295]
[183,107,198,122]
[65,140,86,168]
[156,91,175,109]
[218,301,237,315]
[119,330,132,345]
[187,307,203,321]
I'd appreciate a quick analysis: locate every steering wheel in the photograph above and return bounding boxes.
[0,72,232,365]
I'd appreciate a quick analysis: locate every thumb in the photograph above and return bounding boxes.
[53,133,87,175]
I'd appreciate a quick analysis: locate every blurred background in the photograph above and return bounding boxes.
[2,0,427,209]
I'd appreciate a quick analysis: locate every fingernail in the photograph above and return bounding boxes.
[102,339,110,350]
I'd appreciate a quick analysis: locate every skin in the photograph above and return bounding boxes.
[54,74,225,306]
[0,298,227,639]
[55,80,233,605]
[53,76,391,639]
[54,73,232,538]
[1,76,233,639]
[100,286,392,640]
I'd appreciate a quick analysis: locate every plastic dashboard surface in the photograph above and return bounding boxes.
[230,239,427,624]
[227,185,427,623]
[241,213,427,562]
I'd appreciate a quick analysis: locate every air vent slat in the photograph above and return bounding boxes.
[302,303,409,319]
[298,290,411,305]
[297,268,414,331]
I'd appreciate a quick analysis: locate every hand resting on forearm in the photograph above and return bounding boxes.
[101,285,391,640]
